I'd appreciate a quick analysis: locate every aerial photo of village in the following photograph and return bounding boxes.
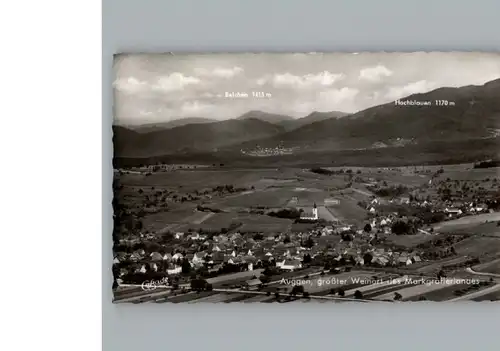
[111,52,500,304]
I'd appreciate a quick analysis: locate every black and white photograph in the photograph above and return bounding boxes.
[111,52,500,304]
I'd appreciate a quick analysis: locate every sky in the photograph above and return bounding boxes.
[113,52,500,125]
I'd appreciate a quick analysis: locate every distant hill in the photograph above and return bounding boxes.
[278,111,349,131]
[127,117,216,133]
[113,118,285,157]
[233,78,500,151]
[237,110,294,125]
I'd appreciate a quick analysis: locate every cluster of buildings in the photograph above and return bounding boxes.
[240,146,295,157]
[113,206,431,284]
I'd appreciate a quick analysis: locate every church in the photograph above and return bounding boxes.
[300,203,318,221]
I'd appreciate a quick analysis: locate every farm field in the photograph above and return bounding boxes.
[471,289,500,302]
[385,234,435,249]
[437,221,500,237]
[414,256,471,274]
[435,167,499,182]
[473,258,500,275]
[207,269,264,286]
[327,199,367,226]
[374,281,461,301]
[433,213,500,231]
[453,237,500,257]
[404,283,478,302]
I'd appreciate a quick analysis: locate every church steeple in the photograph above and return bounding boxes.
[313,202,317,208]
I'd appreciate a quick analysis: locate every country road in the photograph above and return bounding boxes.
[212,288,382,303]
[465,267,500,279]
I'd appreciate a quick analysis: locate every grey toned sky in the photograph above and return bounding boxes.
[113,52,500,125]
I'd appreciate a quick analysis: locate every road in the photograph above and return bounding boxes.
[212,288,384,303]
[465,267,500,279]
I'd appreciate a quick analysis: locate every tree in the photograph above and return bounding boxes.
[181,259,191,275]
[190,278,208,292]
[391,221,411,235]
[303,253,312,264]
[354,290,363,299]
[283,235,291,244]
[393,292,403,301]
[363,252,373,265]
[337,288,345,297]
[304,237,315,249]
[291,285,305,296]
[303,292,310,299]
[363,223,372,233]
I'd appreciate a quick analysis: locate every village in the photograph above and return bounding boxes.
[112,164,500,303]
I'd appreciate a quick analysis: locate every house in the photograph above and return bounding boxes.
[372,256,389,266]
[150,252,163,261]
[192,252,207,264]
[162,253,172,261]
[398,256,412,266]
[129,252,142,262]
[369,207,376,214]
[444,208,462,216]
[172,253,184,261]
[399,197,410,204]
[324,198,340,206]
[212,243,226,252]
[244,278,263,290]
[277,259,302,271]
[411,255,422,263]
[228,256,244,265]
[113,257,120,264]
[175,232,185,239]
[167,265,182,275]
[189,232,201,240]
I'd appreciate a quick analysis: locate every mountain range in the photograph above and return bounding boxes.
[125,117,215,133]
[113,78,500,159]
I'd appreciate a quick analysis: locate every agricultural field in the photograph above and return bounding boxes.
[326,198,367,226]
[140,208,201,232]
[433,213,500,231]
[470,289,500,302]
[473,258,500,275]
[211,188,293,208]
[434,166,499,182]
[385,234,435,249]
[453,236,500,257]
[437,221,500,237]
